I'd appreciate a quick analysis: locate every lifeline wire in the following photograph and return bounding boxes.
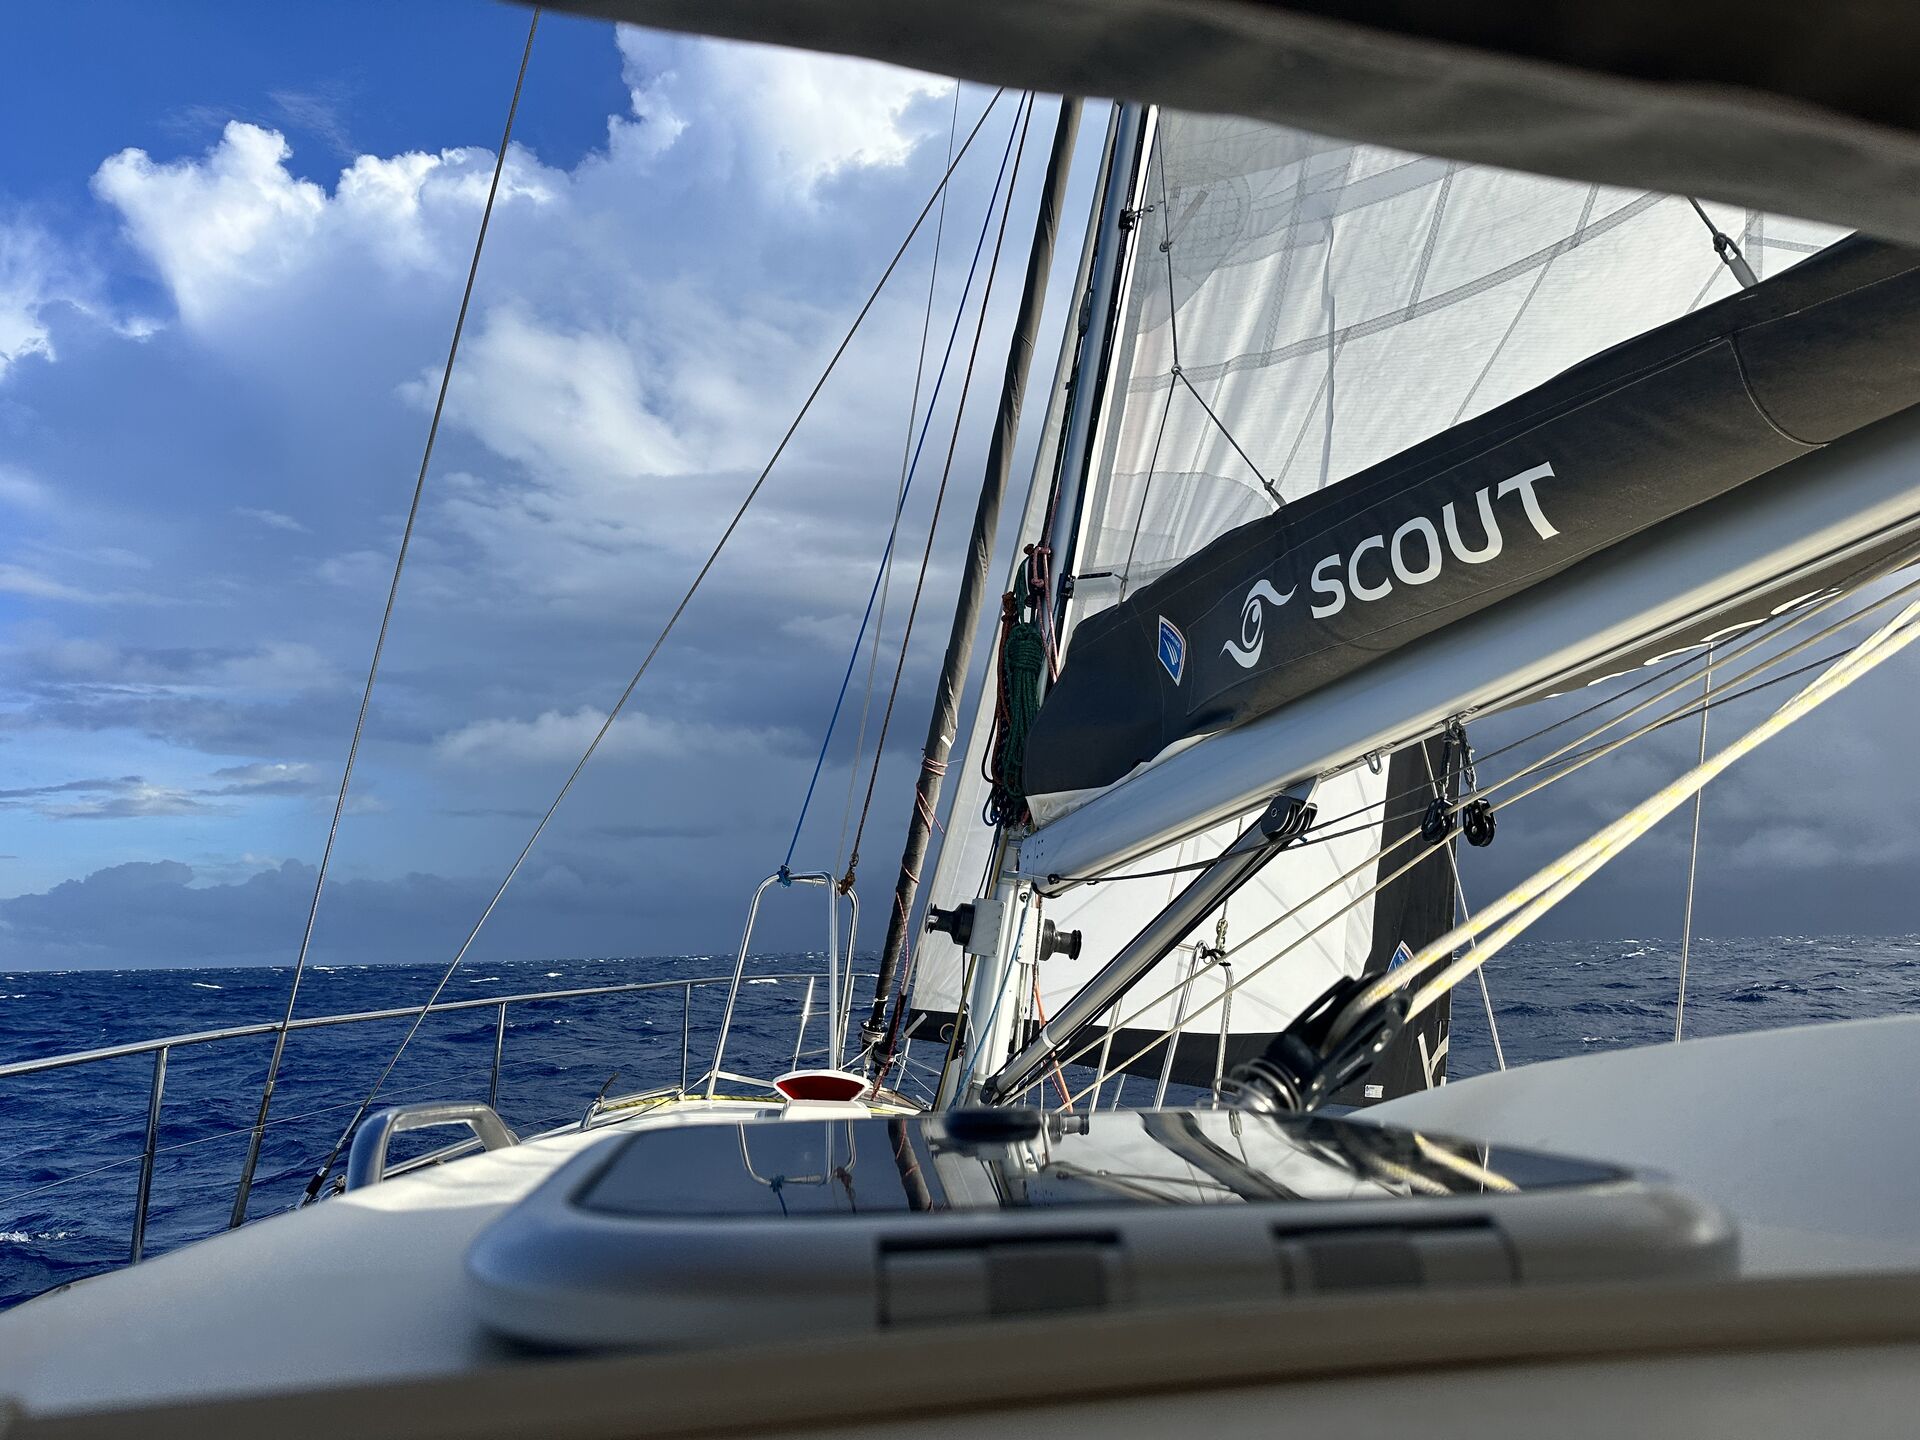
[229,9,540,1230]
[300,89,1011,1203]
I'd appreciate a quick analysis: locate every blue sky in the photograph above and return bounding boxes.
[4,4,1918,972]
[0,3,1103,967]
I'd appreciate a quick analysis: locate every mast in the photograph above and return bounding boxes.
[916,105,1158,1101]
[1044,103,1154,638]
[860,95,1085,1067]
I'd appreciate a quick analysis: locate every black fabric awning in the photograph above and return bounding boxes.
[537,0,1920,243]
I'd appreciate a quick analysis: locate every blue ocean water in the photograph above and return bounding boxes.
[1,934,1916,1309]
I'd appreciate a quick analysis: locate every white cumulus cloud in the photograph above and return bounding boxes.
[614,29,951,196]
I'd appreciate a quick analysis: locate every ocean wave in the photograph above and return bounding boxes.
[6,938,1907,1312]
[190,982,223,990]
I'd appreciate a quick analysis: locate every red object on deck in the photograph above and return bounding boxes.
[773,1069,868,1103]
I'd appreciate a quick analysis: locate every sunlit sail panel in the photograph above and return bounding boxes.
[1071,111,1844,653]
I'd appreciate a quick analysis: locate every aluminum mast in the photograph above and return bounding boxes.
[859,96,1085,1067]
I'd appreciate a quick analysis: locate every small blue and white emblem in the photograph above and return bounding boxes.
[1386,941,1413,972]
[1156,615,1186,684]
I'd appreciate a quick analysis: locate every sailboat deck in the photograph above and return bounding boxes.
[4,1014,1919,1425]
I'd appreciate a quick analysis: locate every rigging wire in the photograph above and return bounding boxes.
[1144,559,1915,875]
[1084,623,1919,1103]
[1422,741,1505,1071]
[841,94,1038,888]
[1116,129,1183,601]
[1363,600,1920,1039]
[1005,580,1920,1102]
[836,88,962,878]
[228,9,541,1231]
[1149,131,1282,509]
[1676,647,1711,1041]
[1173,368,1282,507]
[298,89,1012,1203]
[1043,627,1891,890]
[781,95,1026,874]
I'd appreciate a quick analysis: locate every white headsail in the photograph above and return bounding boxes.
[907,108,1842,1094]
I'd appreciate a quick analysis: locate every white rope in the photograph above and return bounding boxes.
[1026,579,1920,1107]
[1346,599,1920,1040]
[1674,646,1712,1041]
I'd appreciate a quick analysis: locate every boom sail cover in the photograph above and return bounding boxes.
[1027,233,1920,803]
[911,111,1849,1103]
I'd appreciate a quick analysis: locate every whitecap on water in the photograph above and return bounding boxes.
[191,982,223,990]
[746,979,779,986]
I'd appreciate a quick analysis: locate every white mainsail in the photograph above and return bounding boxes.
[907,108,1842,1088]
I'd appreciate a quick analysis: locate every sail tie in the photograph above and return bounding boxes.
[984,548,1050,826]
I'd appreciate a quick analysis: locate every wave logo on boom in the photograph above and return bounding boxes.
[1220,581,1296,667]
[1220,463,1560,670]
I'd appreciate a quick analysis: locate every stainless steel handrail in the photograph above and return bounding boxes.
[0,967,880,1274]
[345,1102,517,1191]
[0,972,865,1079]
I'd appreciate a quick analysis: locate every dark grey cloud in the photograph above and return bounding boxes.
[0,775,211,820]
[0,762,326,820]
[0,853,759,969]
[1452,632,1920,940]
